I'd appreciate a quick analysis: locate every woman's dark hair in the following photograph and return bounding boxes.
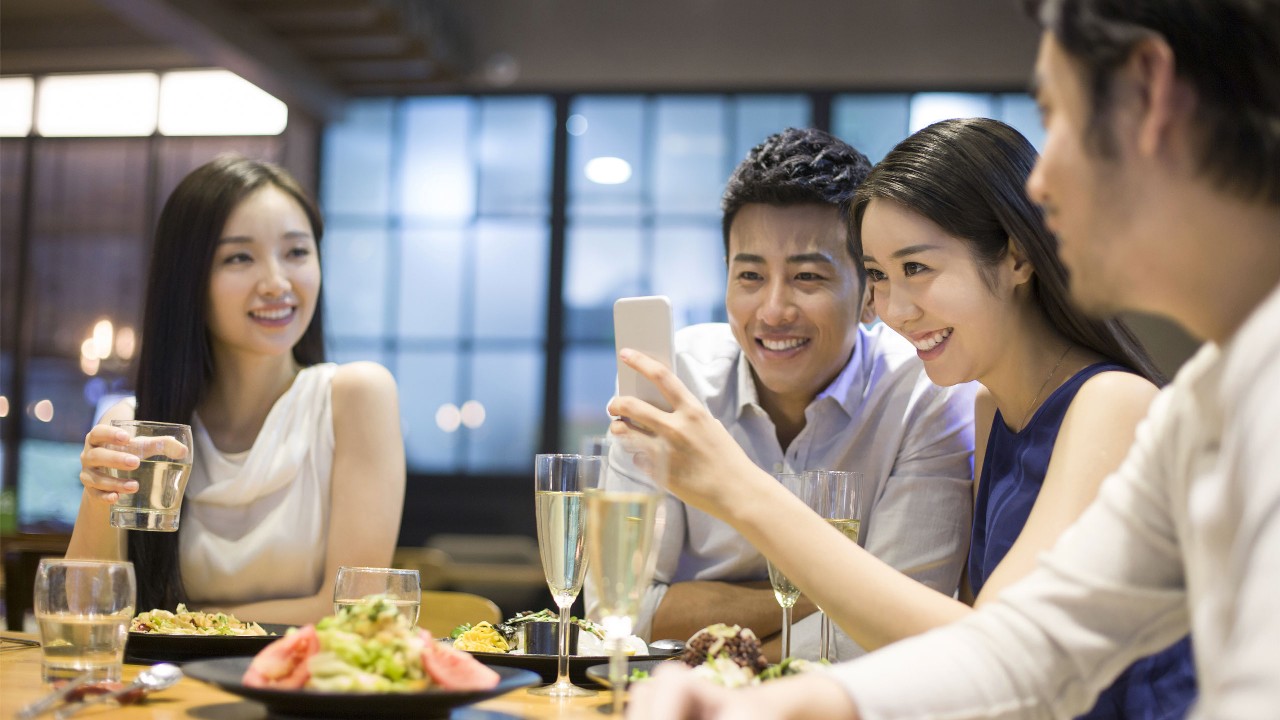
[721,127,873,260]
[850,118,1165,385]
[129,154,326,610]
[1026,0,1280,205]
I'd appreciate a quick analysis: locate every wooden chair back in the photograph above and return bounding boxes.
[419,590,502,638]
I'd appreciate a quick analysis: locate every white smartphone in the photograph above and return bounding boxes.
[613,295,675,412]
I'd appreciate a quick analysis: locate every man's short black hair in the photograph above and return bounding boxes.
[721,127,873,259]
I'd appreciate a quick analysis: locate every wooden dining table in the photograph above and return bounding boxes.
[1,634,616,719]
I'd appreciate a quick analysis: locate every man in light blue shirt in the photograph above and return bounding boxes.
[589,128,976,660]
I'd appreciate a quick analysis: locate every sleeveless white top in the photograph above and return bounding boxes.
[179,363,337,604]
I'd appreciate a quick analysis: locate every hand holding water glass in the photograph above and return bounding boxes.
[806,469,863,662]
[34,559,135,684]
[530,453,602,698]
[104,420,193,532]
[333,567,421,625]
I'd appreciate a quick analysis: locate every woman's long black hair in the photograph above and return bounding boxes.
[849,118,1164,385]
[128,155,326,610]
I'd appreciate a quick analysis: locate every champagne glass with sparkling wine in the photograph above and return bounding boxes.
[806,469,863,662]
[588,436,667,716]
[765,472,817,661]
[530,453,602,697]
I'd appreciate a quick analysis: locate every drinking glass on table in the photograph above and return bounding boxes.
[806,469,864,662]
[105,420,193,532]
[530,453,603,697]
[765,472,815,661]
[333,567,422,625]
[589,437,667,716]
[34,559,135,684]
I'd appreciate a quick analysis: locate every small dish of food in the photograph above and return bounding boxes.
[125,604,288,664]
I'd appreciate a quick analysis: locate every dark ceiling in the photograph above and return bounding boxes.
[0,0,1042,121]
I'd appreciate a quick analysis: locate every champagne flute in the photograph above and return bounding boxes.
[530,453,602,697]
[806,469,863,662]
[765,472,812,661]
[332,567,421,625]
[588,437,666,716]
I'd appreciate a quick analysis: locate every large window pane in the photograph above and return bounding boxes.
[397,350,462,471]
[399,228,465,340]
[909,93,996,133]
[560,347,616,453]
[652,96,728,216]
[478,97,553,216]
[464,350,542,471]
[473,220,548,340]
[997,93,1046,152]
[401,97,476,220]
[564,223,644,341]
[568,96,645,218]
[321,99,394,217]
[831,94,910,163]
[732,95,811,164]
[652,220,726,326]
[324,225,390,340]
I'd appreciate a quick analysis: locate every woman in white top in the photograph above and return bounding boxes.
[67,155,405,625]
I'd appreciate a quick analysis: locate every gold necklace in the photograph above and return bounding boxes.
[1020,345,1072,429]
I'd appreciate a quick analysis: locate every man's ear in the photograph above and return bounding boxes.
[859,283,878,324]
[1125,35,1191,159]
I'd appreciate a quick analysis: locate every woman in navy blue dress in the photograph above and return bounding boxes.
[612,117,1196,718]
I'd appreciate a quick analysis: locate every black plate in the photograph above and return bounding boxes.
[586,658,676,689]
[184,656,540,719]
[468,646,678,686]
[125,623,293,664]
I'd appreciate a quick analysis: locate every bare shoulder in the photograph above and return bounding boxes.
[1070,370,1159,418]
[331,362,399,405]
[973,385,996,429]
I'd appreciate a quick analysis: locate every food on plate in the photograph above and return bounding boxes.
[242,595,500,693]
[674,623,823,688]
[131,604,269,636]
[451,609,648,656]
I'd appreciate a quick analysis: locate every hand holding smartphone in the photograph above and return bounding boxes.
[613,296,675,413]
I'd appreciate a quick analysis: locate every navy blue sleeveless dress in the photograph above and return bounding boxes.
[969,363,1197,719]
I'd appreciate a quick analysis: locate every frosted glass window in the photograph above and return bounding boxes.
[323,225,389,339]
[560,347,617,453]
[997,93,1046,153]
[401,97,476,220]
[37,73,158,137]
[158,70,287,136]
[321,99,394,217]
[568,96,645,217]
[653,96,728,215]
[478,97,554,216]
[565,222,644,341]
[909,93,996,133]
[732,95,812,165]
[652,220,726,326]
[397,351,462,471]
[831,94,910,164]
[465,350,542,471]
[0,77,34,137]
[399,228,466,339]
[328,345,389,370]
[473,220,548,340]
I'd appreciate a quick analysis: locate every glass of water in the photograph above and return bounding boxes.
[34,559,135,684]
[333,567,422,625]
[105,420,193,532]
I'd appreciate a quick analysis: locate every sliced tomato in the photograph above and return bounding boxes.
[243,625,320,689]
[421,636,501,691]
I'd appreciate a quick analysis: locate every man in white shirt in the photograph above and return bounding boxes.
[628,0,1280,717]
[589,128,976,660]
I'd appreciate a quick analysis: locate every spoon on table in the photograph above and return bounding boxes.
[648,638,686,654]
[54,663,184,719]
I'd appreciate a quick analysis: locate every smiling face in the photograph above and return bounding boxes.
[861,199,1026,388]
[206,185,320,360]
[725,203,863,413]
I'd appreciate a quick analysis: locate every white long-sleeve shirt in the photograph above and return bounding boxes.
[837,282,1280,719]
[588,322,976,659]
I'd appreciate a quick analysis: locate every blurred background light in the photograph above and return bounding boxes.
[584,156,632,185]
[37,72,159,137]
[159,70,287,136]
[0,76,34,137]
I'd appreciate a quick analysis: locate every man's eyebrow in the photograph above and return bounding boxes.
[862,244,942,263]
[731,253,766,264]
[786,252,835,265]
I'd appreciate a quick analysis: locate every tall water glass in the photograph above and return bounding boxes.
[806,469,863,662]
[765,472,814,661]
[106,420,193,531]
[332,566,421,625]
[530,453,602,697]
[34,559,135,684]
[588,437,666,716]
